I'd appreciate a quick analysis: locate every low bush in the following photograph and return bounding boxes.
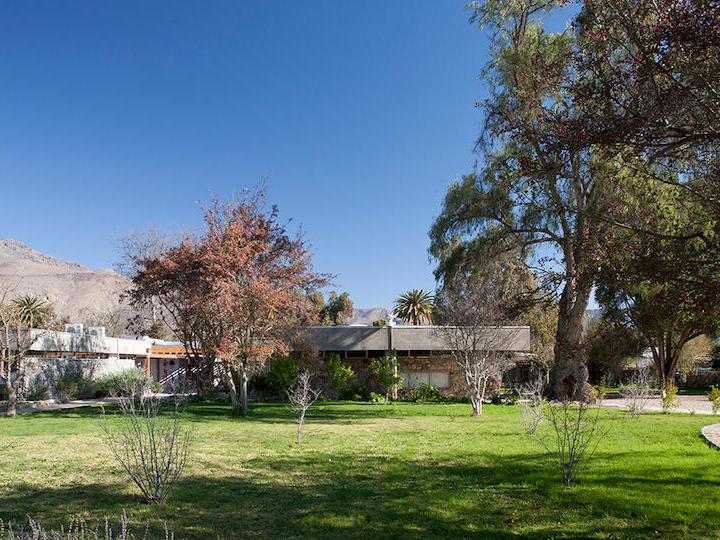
[26,382,49,401]
[95,368,158,397]
[708,385,720,414]
[398,383,445,403]
[338,384,371,401]
[326,354,355,394]
[55,372,100,401]
[55,368,157,401]
[369,391,387,404]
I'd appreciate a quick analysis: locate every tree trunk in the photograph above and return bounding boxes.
[226,366,239,413]
[471,396,483,416]
[652,331,685,387]
[239,368,248,416]
[297,411,305,446]
[391,357,398,401]
[229,365,249,416]
[4,378,16,417]
[550,278,594,402]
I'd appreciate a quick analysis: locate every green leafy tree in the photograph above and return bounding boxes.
[595,177,720,386]
[266,355,300,394]
[326,353,354,394]
[311,291,354,326]
[431,1,618,400]
[369,351,402,401]
[393,289,434,325]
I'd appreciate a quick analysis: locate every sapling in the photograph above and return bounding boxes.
[287,370,321,447]
[620,367,653,418]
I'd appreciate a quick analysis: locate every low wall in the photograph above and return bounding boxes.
[20,357,138,399]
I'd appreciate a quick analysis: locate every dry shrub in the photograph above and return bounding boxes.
[0,511,173,539]
[542,401,606,487]
[517,376,546,435]
[620,367,653,418]
[101,379,191,504]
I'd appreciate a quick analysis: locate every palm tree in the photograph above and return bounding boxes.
[11,295,52,328]
[393,289,434,325]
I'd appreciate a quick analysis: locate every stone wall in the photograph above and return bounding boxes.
[294,353,469,398]
[20,357,138,399]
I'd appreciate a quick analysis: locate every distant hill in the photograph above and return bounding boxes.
[0,238,131,322]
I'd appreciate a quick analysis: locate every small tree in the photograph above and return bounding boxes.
[620,366,653,419]
[101,380,191,504]
[0,288,51,417]
[369,350,402,402]
[326,353,354,395]
[542,401,606,487]
[287,370,321,447]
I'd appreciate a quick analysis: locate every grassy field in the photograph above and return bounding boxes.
[1,401,719,539]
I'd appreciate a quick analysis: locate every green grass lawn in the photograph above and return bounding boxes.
[1,401,719,539]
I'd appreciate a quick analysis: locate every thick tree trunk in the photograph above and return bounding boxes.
[229,366,249,416]
[550,278,594,402]
[651,331,685,387]
[4,379,16,417]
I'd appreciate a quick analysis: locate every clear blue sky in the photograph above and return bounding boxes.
[0,1,571,308]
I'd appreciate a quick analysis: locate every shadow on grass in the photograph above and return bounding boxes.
[2,448,711,539]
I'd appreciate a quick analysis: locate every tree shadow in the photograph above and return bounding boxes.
[3,448,714,539]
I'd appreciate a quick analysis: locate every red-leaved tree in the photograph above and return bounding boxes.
[130,188,328,415]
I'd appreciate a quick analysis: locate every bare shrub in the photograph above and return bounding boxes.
[620,367,653,418]
[517,376,546,435]
[0,511,173,539]
[542,401,606,487]
[101,379,191,504]
[287,370,321,447]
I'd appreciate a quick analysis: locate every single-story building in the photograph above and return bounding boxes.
[9,323,531,399]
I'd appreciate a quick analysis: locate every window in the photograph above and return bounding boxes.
[429,371,449,388]
[400,371,449,389]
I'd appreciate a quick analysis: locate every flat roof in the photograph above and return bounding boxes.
[301,325,530,352]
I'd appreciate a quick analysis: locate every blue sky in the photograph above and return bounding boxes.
[0,1,571,308]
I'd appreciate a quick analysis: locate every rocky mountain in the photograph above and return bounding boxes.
[0,238,131,323]
[0,238,405,330]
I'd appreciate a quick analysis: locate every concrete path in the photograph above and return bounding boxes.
[2,398,120,416]
[701,423,720,451]
[599,394,717,415]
